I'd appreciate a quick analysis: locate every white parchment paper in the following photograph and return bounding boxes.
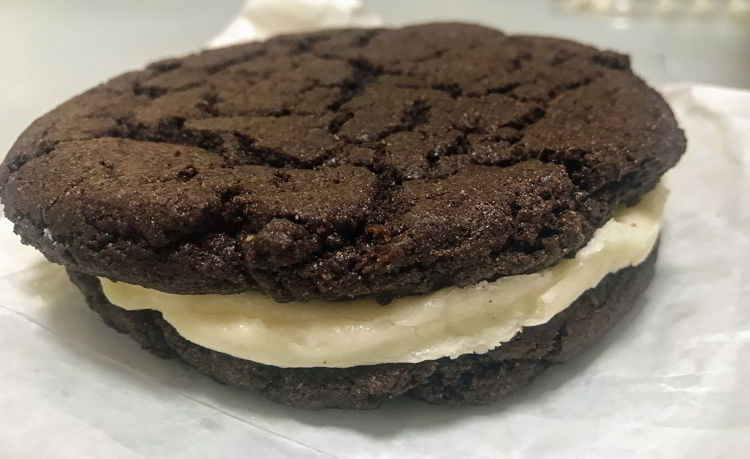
[1,1,748,457]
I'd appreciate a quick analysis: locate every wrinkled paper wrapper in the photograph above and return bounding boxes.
[0,1,748,457]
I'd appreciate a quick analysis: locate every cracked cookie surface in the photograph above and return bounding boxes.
[1,23,683,301]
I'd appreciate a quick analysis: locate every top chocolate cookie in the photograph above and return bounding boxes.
[0,23,684,302]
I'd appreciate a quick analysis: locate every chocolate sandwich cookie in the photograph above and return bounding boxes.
[1,23,684,408]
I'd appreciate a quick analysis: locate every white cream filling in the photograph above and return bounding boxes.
[101,182,667,368]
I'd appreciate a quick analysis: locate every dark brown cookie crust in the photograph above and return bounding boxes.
[67,244,657,409]
[3,23,683,301]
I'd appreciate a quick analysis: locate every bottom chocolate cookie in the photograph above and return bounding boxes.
[67,245,657,409]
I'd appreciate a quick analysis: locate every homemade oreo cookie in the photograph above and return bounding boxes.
[0,23,684,408]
